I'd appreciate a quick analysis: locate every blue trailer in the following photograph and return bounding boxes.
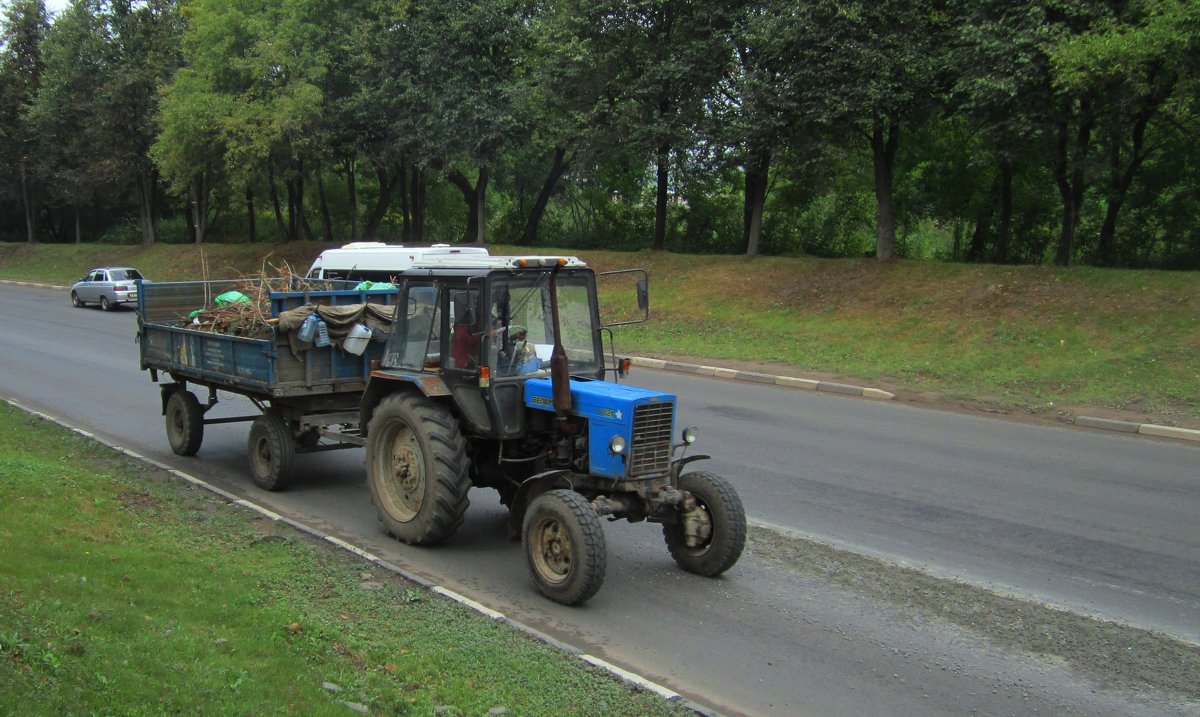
[138,278,399,489]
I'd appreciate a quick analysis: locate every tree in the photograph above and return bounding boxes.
[96,0,183,245]
[570,0,733,251]
[404,0,534,245]
[0,0,48,243]
[1053,0,1200,265]
[30,0,122,244]
[771,0,947,260]
[951,1,1056,264]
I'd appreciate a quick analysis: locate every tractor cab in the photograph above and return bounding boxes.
[377,255,612,440]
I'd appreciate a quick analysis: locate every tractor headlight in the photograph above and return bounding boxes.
[682,425,699,445]
[609,435,627,454]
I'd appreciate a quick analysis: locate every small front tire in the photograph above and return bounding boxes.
[523,489,607,606]
[164,389,204,456]
[247,411,295,491]
[663,472,746,577]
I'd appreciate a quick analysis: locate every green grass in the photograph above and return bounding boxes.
[0,402,688,717]
[2,241,1197,422]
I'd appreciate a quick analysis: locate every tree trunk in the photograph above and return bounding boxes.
[448,168,489,245]
[742,148,771,256]
[1054,99,1093,267]
[412,165,426,244]
[74,205,82,244]
[343,158,359,241]
[268,164,288,241]
[399,159,411,243]
[245,186,257,243]
[316,166,334,243]
[190,173,208,244]
[362,162,402,239]
[286,178,298,242]
[19,159,36,243]
[870,117,899,261]
[136,169,158,246]
[996,156,1012,264]
[653,143,669,251]
[1097,90,1161,266]
[520,148,571,247]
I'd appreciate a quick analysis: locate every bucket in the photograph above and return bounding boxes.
[342,323,372,355]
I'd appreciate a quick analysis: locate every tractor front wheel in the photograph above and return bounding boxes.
[523,489,606,605]
[663,472,746,577]
[366,392,470,545]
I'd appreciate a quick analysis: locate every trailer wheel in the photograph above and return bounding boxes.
[247,411,295,491]
[165,389,203,456]
[663,472,746,577]
[366,392,470,545]
[523,489,607,606]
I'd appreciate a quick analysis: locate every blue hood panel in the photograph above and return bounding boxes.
[524,377,676,479]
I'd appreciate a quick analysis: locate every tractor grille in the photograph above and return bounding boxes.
[629,401,674,476]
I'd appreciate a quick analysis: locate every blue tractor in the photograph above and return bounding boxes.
[360,255,746,605]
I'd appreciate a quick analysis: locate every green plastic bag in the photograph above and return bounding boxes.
[355,280,374,290]
[214,290,251,307]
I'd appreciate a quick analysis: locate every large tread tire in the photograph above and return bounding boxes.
[247,411,295,491]
[523,489,607,606]
[164,390,204,456]
[663,472,746,577]
[366,392,470,545]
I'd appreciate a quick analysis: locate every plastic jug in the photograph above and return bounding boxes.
[298,313,319,342]
[342,323,372,355]
[314,319,331,347]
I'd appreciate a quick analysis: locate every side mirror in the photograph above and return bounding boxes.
[636,278,649,312]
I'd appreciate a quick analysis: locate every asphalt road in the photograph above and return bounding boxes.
[1,282,1196,717]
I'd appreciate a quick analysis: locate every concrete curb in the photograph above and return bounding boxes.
[1,396,715,717]
[1075,415,1200,443]
[630,356,896,400]
[631,356,1200,445]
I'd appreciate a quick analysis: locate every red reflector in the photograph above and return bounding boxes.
[479,366,491,388]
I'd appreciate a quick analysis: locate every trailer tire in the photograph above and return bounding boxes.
[366,392,470,545]
[523,489,607,606]
[247,411,295,491]
[663,472,746,577]
[165,389,204,456]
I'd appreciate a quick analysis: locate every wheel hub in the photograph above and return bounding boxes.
[534,519,572,582]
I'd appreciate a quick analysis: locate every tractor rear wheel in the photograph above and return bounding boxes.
[366,392,470,545]
[663,472,746,577]
[523,489,606,605]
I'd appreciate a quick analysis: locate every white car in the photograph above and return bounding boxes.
[70,267,144,311]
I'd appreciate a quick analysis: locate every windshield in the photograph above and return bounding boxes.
[488,271,600,378]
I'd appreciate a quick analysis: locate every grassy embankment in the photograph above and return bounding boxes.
[0,402,686,716]
[1,241,1196,424]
